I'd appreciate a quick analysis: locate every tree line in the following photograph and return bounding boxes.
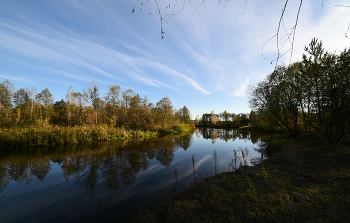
[0,80,192,129]
[196,110,251,126]
[248,38,350,142]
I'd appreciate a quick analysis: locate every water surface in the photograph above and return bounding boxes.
[0,128,276,222]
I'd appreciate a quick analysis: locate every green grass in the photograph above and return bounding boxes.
[132,133,350,222]
[157,123,195,135]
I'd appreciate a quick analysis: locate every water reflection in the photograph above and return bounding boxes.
[0,129,275,198]
[0,134,194,197]
[0,128,278,223]
[196,127,275,145]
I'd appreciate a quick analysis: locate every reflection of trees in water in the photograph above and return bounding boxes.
[74,152,103,197]
[8,161,33,184]
[0,134,194,196]
[211,130,218,144]
[3,158,52,187]
[31,159,52,181]
[0,165,10,194]
[197,128,278,167]
[199,128,244,142]
[173,135,192,151]
[196,128,274,145]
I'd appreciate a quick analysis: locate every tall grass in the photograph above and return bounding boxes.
[150,123,195,135]
[0,124,158,149]
[0,123,195,149]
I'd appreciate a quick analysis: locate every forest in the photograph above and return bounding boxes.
[195,39,350,143]
[0,80,194,148]
[196,110,250,126]
[248,38,350,142]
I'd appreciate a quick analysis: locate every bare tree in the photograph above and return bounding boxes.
[27,86,37,123]
[66,85,74,126]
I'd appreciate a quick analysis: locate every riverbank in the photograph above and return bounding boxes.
[0,123,195,149]
[132,132,350,222]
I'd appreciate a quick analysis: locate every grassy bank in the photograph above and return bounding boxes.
[157,123,195,135]
[132,133,350,222]
[0,123,195,149]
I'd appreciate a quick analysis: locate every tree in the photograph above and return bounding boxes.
[65,85,74,126]
[52,99,67,126]
[28,86,37,123]
[249,38,350,141]
[0,79,14,127]
[224,110,229,122]
[36,88,54,121]
[129,93,142,129]
[211,110,218,125]
[248,64,301,137]
[121,89,135,127]
[156,96,174,127]
[104,84,121,120]
[72,91,85,125]
[195,114,200,125]
[14,88,30,125]
[298,39,350,141]
[182,106,191,124]
[249,110,258,127]
[239,113,250,126]
[14,88,30,108]
[84,80,100,125]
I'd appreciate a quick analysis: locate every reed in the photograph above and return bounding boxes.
[0,124,159,149]
[0,123,194,149]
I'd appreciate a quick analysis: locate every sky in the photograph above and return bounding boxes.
[1,0,349,119]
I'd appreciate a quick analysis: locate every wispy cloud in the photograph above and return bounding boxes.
[228,80,249,97]
[143,59,210,94]
[0,73,34,84]
[0,18,208,94]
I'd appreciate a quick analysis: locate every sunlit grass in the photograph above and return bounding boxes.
[0,123,195,149]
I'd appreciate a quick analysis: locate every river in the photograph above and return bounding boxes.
[0,128,277,222]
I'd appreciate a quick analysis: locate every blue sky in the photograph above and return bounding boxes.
[1,0,349,118]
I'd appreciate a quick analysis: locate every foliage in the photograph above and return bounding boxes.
[0,80,193,132]
[198,111,251,127]
[248,39,350,142]
[0,79,195,148]
[210,110,218,125]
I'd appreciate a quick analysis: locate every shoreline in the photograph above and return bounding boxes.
[132,132,350,222]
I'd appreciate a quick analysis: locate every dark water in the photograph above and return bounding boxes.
[0,128,276,222]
